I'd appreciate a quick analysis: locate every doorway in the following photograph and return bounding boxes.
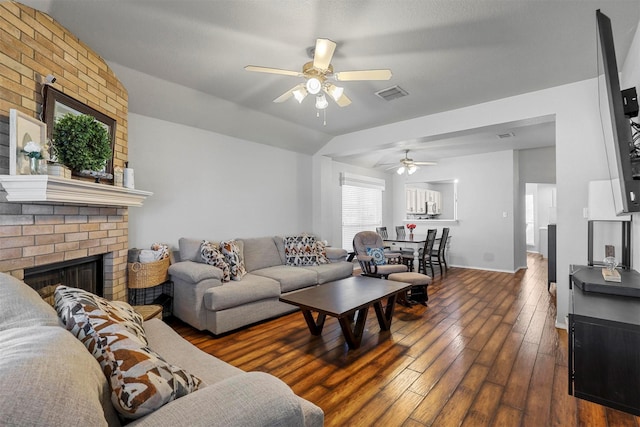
[525,183,556,256]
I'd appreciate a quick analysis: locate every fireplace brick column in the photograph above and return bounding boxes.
[0,3,130,301]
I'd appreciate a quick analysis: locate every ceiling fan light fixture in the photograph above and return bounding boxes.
[306,77,322,95]
[397,166,406,175]
[315,94,328,110]
[408,165,418,175]
[292,88,307,103]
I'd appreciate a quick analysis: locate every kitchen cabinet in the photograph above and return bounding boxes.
[416,189,427,213]
[406,187,441,215]
[406,188,417,213]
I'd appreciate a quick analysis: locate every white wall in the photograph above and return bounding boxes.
[128,113,314,249]
[392,150,516,272]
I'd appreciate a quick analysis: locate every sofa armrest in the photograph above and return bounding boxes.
[129,372,311,427]
[325,247,348,261]
[169,261,223,284]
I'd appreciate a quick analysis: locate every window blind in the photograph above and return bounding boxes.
[341,180,383,251]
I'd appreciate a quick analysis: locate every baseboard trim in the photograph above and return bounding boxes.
[449,264,520,274]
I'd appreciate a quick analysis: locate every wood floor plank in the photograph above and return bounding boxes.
[461,382,504,427]
[169,253,640,427]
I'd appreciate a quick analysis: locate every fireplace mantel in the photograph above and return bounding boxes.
[0,175,152,207]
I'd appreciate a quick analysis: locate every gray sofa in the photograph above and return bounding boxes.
[0,272,324,426]
[169,236,353,335]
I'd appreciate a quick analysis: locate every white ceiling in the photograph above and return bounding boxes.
[21,0,640,170]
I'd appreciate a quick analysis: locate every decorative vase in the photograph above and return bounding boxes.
[28,157,39,175]
[409,232,414,240]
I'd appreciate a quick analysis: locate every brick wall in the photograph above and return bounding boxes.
[0,1,129,300]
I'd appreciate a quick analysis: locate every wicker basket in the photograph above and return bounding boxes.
[128,257,170,289]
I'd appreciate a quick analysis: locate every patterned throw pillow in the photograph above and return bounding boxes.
[220,240,247,281]
[315,240,330,265]
[366,247,387,265]
[200,240,231,282]
[60,301,201,420]
[283,235,319,266]
[54,285,148,345]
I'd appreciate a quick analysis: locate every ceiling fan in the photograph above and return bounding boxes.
[386,150,437,175]
[244,38,392,111]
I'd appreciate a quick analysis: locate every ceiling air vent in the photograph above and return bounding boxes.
[497,132,515,139]
[375,85,408,101]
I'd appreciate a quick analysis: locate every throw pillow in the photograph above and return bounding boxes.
[366,247,387,265]
[62,301,201,420]
[315,240,330,264]
[54,285,148,345]
[200,240,231,282]
[220,240,247,280]
[283,235,319,266]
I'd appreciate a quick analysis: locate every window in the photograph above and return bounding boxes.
[340,173,385,251]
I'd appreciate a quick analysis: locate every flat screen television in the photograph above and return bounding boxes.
[596,9,640,214]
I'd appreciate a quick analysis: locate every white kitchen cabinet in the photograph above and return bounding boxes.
[406,188,417,213]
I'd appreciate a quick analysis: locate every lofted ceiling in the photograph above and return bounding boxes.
[20,0,640,170]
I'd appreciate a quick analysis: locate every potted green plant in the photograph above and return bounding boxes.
[52,113,112,174]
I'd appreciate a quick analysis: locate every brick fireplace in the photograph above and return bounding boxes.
[0,3,130,301]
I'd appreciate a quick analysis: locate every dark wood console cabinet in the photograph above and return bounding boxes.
[569,266,640,416]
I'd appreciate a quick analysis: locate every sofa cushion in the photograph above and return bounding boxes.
[220,240,247,280]
[0,326,120,426]
[55,285,148,345]
[241,237,283,272]
[143,318,244,385]
[0,273,60,331]
[64,301,202,420]
[283,235,321,266]
[203,274,280,311]
[178,237,205,262]
[252,265,318,293]
[301,261,356,285]
[200,240,231,282]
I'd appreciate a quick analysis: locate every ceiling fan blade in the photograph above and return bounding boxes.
[414,161,438,166]
[334,69,392,81]
[323,86,352,107]
[312,38,336,72]
[273,84,305,103]
[244,65,302,77]
[335,93,352,107]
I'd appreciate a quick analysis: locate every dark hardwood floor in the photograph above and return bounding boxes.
[169,254,640,426]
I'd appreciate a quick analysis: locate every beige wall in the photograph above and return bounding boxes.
[0,1,129,300]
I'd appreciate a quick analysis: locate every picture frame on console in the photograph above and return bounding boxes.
[42,85,117,181]
[9,109,47,175]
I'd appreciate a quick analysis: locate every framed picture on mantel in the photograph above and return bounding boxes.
[9,109,47,175]
[42,85,117,181]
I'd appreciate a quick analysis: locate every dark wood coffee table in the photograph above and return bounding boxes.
[279,276,411,349]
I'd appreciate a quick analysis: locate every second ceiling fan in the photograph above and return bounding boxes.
[245,38,392,109]
[387,150,437,175]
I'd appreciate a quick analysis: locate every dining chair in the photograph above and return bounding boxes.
[375,227,389,239]
[392,225,415,271]
[418,229,438,277]
[430,227,450,273]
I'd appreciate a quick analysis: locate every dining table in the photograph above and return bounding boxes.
[383,237,427,271]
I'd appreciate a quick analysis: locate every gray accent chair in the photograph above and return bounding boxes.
[352,231,408,278]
